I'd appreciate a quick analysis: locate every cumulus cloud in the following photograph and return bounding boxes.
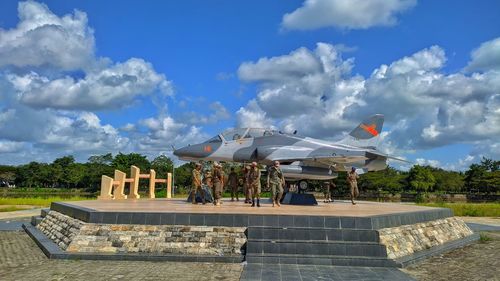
[0,0,94,70]
[237,40,500,162]
[282,0,416,30]
[181,102,231,125]
[466,37,500,72]
[0,1,178,163]
[138,115,208,151]
[0,140,25,153]
[10,58,171,110]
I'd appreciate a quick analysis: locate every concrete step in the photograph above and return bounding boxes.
[247,240,387,257]
[245,253,400,267]
[41,208,50,218]
[31,216,43,226]
[247,227,379,242]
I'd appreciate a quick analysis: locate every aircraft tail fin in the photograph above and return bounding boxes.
[338,114,384,147]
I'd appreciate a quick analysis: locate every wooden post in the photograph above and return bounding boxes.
[129,165,141,199]
[97,175,114,200]
[113,170,128,199]
[148,169,156,199]
[167,172,172,198]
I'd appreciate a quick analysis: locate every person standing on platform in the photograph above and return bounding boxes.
[267,161,285,207]
[323,180,335,203]
[243,165,252,203]
[228,167,239,201]
[212,162,224,206]
[249,162,261,207]
[347,167,359,205]
[191,163,205,204]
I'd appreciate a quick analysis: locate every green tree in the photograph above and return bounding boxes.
[359,166,405,195]
[430,168,464,193]
[407,165,436,192]
[151,155,174,179]
[174,162,195,190]
[88,153,113,165]
[67,163,87,188]
[112,153,150,175]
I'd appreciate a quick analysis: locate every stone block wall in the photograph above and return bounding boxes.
[37,211,246,256]
[378,217,473,259]
[36,211,83,250]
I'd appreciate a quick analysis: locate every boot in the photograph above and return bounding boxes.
[251,200,255,207]
[276,201,281,207]
[257,199,260,207]
[272,200,276,207]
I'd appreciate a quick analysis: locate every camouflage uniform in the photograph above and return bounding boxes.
[228,170,239,201]
[347,170,359,204]
[191,168,205,204]
[249,166,261,206]
[243,167,252,203]
[267,165,284,204]
[323,181,335,203]
[212,166,224,205]
[203,168,213,188]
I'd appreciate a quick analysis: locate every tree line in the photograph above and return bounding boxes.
[357,157,499,195]
[0,153,498,195]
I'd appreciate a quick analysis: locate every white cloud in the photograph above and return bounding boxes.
[0,1,94,70]
[10,58,171,110]
[138,115,208,151]
[282,0,416,31]
[0,1,176,163]
[181,102,231,125]
[236,100,274,128]
[237,40,500,162]
[0,140,25,153]
[415,158,441,167]
[466,37,500,72]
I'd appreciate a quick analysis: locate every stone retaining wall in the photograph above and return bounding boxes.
[36,211,83,250]
[378,217,473,259]
[37,211,246,256]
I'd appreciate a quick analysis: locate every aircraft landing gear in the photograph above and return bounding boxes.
[298,180,308,194]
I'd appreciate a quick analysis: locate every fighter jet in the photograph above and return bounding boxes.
[173,114,405,190]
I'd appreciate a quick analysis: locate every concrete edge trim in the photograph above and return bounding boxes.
[395,233,480,268]
[22,224,244,263]
[49,202,453,230]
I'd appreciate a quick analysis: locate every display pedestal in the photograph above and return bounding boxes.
[281,192,318,205]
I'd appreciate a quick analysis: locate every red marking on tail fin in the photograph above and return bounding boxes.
[360,123,379,136]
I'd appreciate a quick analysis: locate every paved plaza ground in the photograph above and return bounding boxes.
[0,216,498,281]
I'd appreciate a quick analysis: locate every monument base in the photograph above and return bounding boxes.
[281,192,318,205]
[25,199,478,267]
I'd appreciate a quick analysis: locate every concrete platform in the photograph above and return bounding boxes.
[25,198,477,267]
[50,199,453,229]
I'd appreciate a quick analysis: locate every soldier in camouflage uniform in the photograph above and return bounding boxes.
[212,162,224,206]
[242,165,252,203]
[267,160,285,207]
[347,167,359,205]
[249,162,261,207]
[191,163,205,204]
[228,167,239,201]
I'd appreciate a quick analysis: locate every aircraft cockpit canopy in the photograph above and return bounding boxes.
[204,128,277,143]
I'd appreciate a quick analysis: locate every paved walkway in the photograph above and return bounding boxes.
[240,263,414,281]
[0,212,498,281]
[0,208,42,220]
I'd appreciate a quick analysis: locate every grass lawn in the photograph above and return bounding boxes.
[0,206,34,212]
[0,196,92,207]
[419,202,500,217]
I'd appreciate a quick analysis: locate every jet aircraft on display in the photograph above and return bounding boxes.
[173,114,406,190]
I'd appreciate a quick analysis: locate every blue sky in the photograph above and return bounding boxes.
[0,0,499,170]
